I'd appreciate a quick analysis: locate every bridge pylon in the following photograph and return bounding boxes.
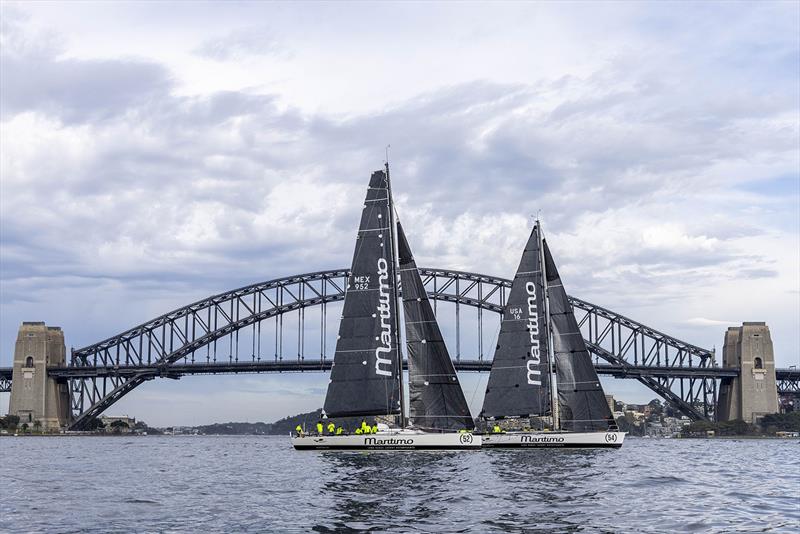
[8,322,71,431]
[717,322,779,424]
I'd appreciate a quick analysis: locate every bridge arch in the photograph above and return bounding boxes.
[66,268,717,429]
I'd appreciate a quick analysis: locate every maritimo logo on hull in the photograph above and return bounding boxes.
[520,435,565,443]
[364,437,415,445]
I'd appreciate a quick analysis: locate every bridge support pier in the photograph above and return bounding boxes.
[717,322,778,424]
[8,322,71,431]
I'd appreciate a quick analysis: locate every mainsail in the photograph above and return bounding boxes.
[480,224,551,419]
[398,223,474,430]
[323,170,402,418]
[543,239,614,432]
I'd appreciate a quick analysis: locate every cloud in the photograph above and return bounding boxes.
[1,3,799,421]
[685,317,738,327]
[193,26,287,61]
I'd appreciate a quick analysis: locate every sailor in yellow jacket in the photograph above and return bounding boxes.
[327,422,335,434]
[316,422,324,435]
[295,424,303,436]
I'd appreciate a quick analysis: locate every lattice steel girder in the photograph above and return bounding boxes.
[72,270,349,367]
[64,267,727,427]
[777,368,800,394]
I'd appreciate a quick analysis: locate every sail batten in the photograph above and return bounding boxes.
[323,170,402,418]
[398,222,474,431]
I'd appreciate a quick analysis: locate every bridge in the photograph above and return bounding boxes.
[2,267,797,430]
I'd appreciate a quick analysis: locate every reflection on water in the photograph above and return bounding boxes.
[1,436,798,533]
[317,451,465,532]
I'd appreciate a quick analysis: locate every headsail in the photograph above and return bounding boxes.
[398,222,475,430]
[323,170,402,418]
[543,239,615,432]
[480,224,551,419]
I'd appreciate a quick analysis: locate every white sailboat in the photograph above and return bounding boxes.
[480,220,625,449]
[292,166,480,450]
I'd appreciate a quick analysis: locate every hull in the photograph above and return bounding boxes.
[292,429,481,450]
[481,431,625,449]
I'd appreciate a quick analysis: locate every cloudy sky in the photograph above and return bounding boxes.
[1,1,798,426]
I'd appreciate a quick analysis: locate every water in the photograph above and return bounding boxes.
[2,436,798,533]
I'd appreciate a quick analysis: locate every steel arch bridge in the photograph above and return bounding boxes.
[48,267,738,430]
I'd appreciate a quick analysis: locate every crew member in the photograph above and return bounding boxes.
[295,424,303,436]
[493,424,502,433]
[336,426,344,435]
[360,420,369,434]
[606,415,619,431]
[316,421,324,435]
[327,422,335,434]
[355,428,362,435]
[371,424,378,434]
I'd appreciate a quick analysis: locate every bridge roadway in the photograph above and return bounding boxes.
[1,363,797,391]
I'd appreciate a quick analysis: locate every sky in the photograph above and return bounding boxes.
[1,1,798,426]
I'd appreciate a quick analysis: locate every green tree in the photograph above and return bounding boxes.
[760,412,800,433]
[5,415,20,430]
[21,422,29,433]
[33,419,42,433]
[84,417,105,431]
[110,420,129,434]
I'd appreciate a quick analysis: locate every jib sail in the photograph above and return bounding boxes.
[543,239,614,432]
[397,222,474,430]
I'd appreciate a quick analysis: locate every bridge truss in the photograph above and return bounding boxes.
[58,267,733,430]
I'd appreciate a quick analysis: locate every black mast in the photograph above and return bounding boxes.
[385,157,407,428]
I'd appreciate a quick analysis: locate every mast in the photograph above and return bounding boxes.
[385,158,407,428]
[538,219,560,431]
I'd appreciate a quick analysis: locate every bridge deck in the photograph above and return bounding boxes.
[3,365,798,393]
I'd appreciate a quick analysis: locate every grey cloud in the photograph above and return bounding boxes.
[737,268,779,279]
[2,27,798,371]
[0,55,171,124]
[193,27,286,61]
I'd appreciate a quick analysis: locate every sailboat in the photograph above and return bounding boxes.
[480,221,625,448]
[291,166,480,450]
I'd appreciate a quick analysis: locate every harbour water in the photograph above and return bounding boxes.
[2,436,798,533]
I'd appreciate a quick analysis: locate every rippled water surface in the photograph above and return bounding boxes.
[2,436,798,533]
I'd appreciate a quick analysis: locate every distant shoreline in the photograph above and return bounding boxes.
[4,433,798,440]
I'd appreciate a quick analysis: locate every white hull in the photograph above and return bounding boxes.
[481,431,625,448]
[291,429,481,450]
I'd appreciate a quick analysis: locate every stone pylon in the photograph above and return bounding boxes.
[717,322,778,424]
[8,322,71,430]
